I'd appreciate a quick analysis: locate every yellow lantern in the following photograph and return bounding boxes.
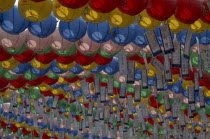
[58,77,68,84]
[31,58,51,70]
[57,61,76,71]
[82,6,108,23]
[53,0,84,22]
[189,19,210,33]
[51,87,64,95]
[0,57,19,70]
[182,79,194,90]
[167,74,180,85]
[0,0,15,13]
[18,0,52,22]
[38,83,51,91]
[109,8,135,28]
[167,15,187,34]
[136,10,161,30]
[80,62,98,71]
[203,87,210,98]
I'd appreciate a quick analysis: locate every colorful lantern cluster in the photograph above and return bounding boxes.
[1,0,210,138]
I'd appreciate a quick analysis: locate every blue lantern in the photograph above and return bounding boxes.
[12,62,31,74]
[87,21,113,43]
[91,65,106,73]
[133,24,148,47]
[31,67,50,76]
[51,61,67,74]
[135,69,142,81]
[111,24,136,46]
[70,63,84,74]
[29,15,57,38]
[198,30,210,45]
[177,29,197,46]
[50,84,61,89]
[59,18,87,42]
[103,57,119,75]
[1,6,29,34]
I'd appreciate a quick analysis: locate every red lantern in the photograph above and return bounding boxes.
[28,76,45,86]
[22,127,31,135]
[41,90,53,96]
[94,53,113,65]
[64,76,79,83]
[14,49,36,63]
[146,0,177,21]
[118,0,148,16]
[89,0,120,13]
[44,77,58,85]
[0,46,12,61]
[36,50,58,64]
[174,0,204,24]
[10,76,27,88]
[56,53,77,64]
[58,0,89,9]
[148,94,162,108]
[76,51,94,66]
[201,1,210,24]
[0,77,9,89]
[10,123,18,132]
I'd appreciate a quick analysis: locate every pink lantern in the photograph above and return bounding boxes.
[26,31,52,52]
[51,29,74,51]
[124,43,142,56]
[0,28,26,49]
[101,40,122,54]
[77,34,101,55]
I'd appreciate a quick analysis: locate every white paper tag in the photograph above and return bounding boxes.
[190,103,196,113]
[160,24,175,54]
[151,57,164,72]
[181,56,189,77]
[80,80,90,96]
[164,93,170,111]
[156,72,164,91]
[134,85,141,102]
[141,103,149,118]
[194,73,199,92]
[52,96,59,109]
[172,39,181,68]
[142,70,148,89]
[145,30,162,56]
[94,76,100,95]
[87,102,93,116]
[199,88,205,108]
[100,86,106,103]
[188,86,195,104]
[164,54,172,82]
[116,110,121,124]
[184,30,193,59]
[117,50,128,75]
[202,48,210,70]
[124,111,129,125]
[108,113,114,124]
[188,104,194,119]
[198,109,208,124]
[120,82,126,98]
[107,78,114,96]
[179,113,185,127]
[127,95,133,115]
[127,61,135,84]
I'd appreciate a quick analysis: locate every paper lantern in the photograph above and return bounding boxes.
[103,57,119,75]
[174,0,203,24]
[167,15,188,34]
[0,0,15,13]
[118,0,148,16]
[124,43,142,56]
[91,64,106,73]
[0,46,12,61]
[36,50,58,64]
[133,24,148,47]
[101,40,121,54]
[136,10,161,30]
[1,6,29,34]
[198,31,210,45]
[1,57,19,70]
[111,24,136,46]
[18,0,52,22]
[50,61,67,74]
[69,63,84,74]
[76,51,95,66]
[189,19,210,34]
[59,18,87,42]
[82,6,108,23]
[31,67,50,76]
[89,0,120,13]
[0,29,26,50]
[12,63,31,74]
[77,34,101,55]
[177,29,197,46]
[87,21,113,43]
[94,53,113,65]
[109,8,135,28]
[26,31,52,52]
[53,0,85,22]
[29,15,57,38]
[14,49,36,63]
[146,0,177,21]
[51,29,75,51]
[58,0,89,9]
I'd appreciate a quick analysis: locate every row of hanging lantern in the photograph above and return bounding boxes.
[1,0,210,31]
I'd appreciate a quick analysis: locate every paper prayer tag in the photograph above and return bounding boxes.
[94,76,100,95]
[184,30,193,59]
[145,30,162,56]
[80,80,90,96]
[134,85,141,102]
[160,24,175,54]
[127,61,135,84]
[188,86,195,104]
[117,50,128,76]
[172,38,181,68]
[181,56,190,77]
[119,82,126,98]
[202,48,210,70]
[156,72,164,91]
[142,70,148,89]
[150,56,164,72]
[107,78,114,96]
[164,54,172,82]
